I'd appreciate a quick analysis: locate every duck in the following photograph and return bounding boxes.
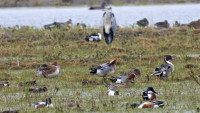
[89,58,117,78]
[76,23,87,29]
[188,19,200,29]
[154,20,169,29]
[63,99,83,110]
[85,33,102,42]
[29,86,48,93]
[106,89,119,96]
[109,73,135,84]
[142,87,157,100]
[34,98,53,108]
[66,19,72,27]
[37,62,61,78]
[19,80,36,86]
[0,81,9,87]
[82,80,100,86]
[137,18,149,27]
[105,78,133,89]
[151,55,175,78]
[120,69,141,78]
[131,101,164,109]
[173,21,181,27]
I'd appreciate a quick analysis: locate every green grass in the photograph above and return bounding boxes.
[0,26,200,112]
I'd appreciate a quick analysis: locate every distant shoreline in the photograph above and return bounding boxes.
[0,3,200,8]
[0,0,200,8]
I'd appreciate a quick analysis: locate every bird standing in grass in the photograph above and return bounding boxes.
[151,55,175,79]
[89,58,117,81]
[102,7,116,46]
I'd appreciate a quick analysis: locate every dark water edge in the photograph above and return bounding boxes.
[0,0,200,7]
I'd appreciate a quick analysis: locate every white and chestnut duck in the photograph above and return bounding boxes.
[37,62,61,78]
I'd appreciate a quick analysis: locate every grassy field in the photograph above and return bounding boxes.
[0,26,200,112]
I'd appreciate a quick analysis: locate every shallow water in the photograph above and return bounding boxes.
[0,4,200,28]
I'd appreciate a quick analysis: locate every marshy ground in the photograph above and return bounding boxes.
[0,26,200,112]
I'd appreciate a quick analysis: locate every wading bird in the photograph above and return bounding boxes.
[102,7,116,46]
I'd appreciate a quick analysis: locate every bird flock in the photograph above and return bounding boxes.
[18,54,174,109]
[87,55,175,109]
[0,5,181,112]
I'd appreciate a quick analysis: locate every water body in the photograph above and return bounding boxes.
[0,4,200,28]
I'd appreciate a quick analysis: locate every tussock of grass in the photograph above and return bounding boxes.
[108,47,126,52]
[185,63,198,68]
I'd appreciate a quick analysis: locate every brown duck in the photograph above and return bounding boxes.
[188,19,200,29]
[120,69,141,78]
[29,86,48,93]
[63,99,83,110]
[137,18,149,27]
[19,80,36,86]
[154,20,169,29]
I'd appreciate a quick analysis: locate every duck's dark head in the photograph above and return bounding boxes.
[164,20,168,23]
[115,90,119,95]
[131,103,139,108]
[40,64,48,67]
[164,55,175,61]
[133,69,141,76]
[147,87,157,94]
[46,97,52,104]
[43,87,48,92]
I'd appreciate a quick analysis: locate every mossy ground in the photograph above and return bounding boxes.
[0,26,200,112]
